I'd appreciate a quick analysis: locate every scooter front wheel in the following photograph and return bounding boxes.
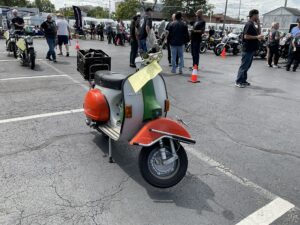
[139,142,188,188]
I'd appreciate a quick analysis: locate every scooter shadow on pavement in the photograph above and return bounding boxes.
[92,134,235,220]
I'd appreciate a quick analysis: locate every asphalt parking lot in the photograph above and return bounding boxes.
[0,38,299,225]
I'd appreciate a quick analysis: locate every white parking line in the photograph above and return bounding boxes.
[235,198,294,225]
[0,109,84,124]
[0,74,68,81]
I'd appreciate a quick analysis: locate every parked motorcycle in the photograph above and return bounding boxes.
[254,39,268,59]
[82,47,195,188]
[185,38,208,54]
[279,34,292,61]
[207,35,222,52]
[16,35,36,69]
[4,30,17,58]
[215,33,241,56]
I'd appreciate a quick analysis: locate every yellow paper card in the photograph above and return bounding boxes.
[16,38,26,51]
[4,31,9,40]
[128,60,162,93]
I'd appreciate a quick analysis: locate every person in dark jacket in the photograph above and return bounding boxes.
[268,22,280,68]
[129,15,140,67]
[191,9,206,68]
[168,11,190,74]
[41,14,57,62]
[165,14,178,67]
[235,9,264,88]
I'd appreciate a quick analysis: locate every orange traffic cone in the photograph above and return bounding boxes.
[189,65,200,83]
[221,47,226,58]
[75,39,80,50]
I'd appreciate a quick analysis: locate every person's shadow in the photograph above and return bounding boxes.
[92,133,235,220]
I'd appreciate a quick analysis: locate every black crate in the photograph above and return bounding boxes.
[77,49,111,80]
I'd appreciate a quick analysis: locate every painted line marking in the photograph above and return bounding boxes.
[0,58,44,62]
[0,109,83,124]
[0,74,68,81]
[235,197,295,225]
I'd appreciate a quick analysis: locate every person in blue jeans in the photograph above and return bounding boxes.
[139,8,153,53]
[235,9,264,88]
[41,14,57,62]
[168,11,190,74]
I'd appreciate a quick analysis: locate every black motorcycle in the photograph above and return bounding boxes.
[279,35,292,61]
[254,39,268,59]
[215,33,241,56]
[185,36,208,54]
[5,30,17,58]
[16,35,36,69]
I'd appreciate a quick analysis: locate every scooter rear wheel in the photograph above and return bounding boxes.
[139,141,188,188]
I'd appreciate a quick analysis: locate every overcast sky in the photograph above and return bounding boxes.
[52,0,299,19]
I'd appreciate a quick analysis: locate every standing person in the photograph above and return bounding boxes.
[139,7,153,52]
[168,11,190,74]
[190,9,206,69]
[291,18,300,37]
[41,14,57,62]
[286,33,300,72]
[90,22,95,40]
[106,23,113,44]
[268,22,280,68]
[166,14,178,67]
[235,9,264,88]
[56,14,71,57]
[116,19,123,46]
[10,9,24,34]
[129,15,140,68]
[100,23,105,41]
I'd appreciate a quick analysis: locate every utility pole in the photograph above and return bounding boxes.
[108,0,111,19]
[238,0,241,21]
[284,0,288,7]
[222,0,228,32]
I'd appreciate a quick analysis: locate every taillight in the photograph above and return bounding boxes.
[164,99,170,112]
[125,105,132,118]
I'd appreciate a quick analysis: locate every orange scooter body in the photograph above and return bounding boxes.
[84,89,110,122]
[130,118,194,146]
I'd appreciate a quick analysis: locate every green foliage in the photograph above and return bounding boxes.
[29,0,55,12]
[115,0,139,20]
[0,0,30,7]
[87,6,109,18]
[162,0,183,19]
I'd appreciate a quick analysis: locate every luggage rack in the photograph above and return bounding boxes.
[77,49,111,81]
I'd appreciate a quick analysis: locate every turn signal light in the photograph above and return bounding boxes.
[125,105,132,118]
[165,99,170,112]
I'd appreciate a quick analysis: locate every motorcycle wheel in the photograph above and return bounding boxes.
[215,44,224,56]
[12,44,17,59]
[29,49,35,70]
[200,44,207,54]
[139,141,188,188]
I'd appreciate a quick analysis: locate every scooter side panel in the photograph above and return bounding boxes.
[152,74,168,117]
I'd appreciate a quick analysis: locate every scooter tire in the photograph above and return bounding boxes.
[13,44,17,59]
[215,44,224,56]
[139,142,188,188]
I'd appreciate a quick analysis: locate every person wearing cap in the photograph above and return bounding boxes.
[139,7,153,52]
[235,9,264,88]
[56,14,71,57]
[129,15,140,67]
[10,9,24,34]
[41,14,57,62]
[190,9,206,68]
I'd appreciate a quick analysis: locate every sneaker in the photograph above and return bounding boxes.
[53,59,57,63]
[179,70,183,74]
[57,52,63,56]
[235,83,246,88]
[286,67,290,71]
[292,68,297,72]
[171,70,176,74]
[269,64,273,68]
[273,65,281,68]
[46,56,52,61]
[242,81,251,86]
[66,52,69,57]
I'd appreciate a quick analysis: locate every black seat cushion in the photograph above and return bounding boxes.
[94,71,126,90]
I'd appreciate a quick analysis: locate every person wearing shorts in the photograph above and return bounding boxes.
[56,14,70,57]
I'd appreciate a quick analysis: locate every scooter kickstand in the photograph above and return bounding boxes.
[108,138,114,163]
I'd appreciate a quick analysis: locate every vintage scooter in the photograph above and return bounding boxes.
[83,48,195,188]
[4,30,17,58]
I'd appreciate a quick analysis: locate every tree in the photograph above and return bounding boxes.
[115,0,140,20]
[0,0,30,7]
[30,0,55,12]
[87,7,109,18]
[162,0,183,19]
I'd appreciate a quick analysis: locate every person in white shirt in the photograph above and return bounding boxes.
[56,13,71,57]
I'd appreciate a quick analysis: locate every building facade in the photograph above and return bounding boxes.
[263,7,300,32]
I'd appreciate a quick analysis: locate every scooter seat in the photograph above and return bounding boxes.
[94,71,126,90]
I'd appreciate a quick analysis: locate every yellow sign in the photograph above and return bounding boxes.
[4,31,9,40]
[16,38,26,51]
[128,60,162,93]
